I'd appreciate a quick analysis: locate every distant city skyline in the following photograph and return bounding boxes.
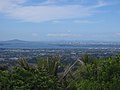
[0,0,120,41]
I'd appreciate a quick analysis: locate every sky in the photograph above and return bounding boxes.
[0,0,120,41]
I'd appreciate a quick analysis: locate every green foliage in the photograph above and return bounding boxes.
[0,64,8,71]
[37,56,60,76]
[0,67,62,90]
[76,55,120,90]
[81,54,96,64]
[17,58,30,70]
[0,55,120,90]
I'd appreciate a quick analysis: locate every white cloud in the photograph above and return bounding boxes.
[0,0,111,22]
[47,33,81,38]
[52,20,62,23]
[115,32,120,36]
[32,33,39,37]
[6,5,93,22]
[97,0,110,7]
[0,0,27,12]
[73,20,96,24]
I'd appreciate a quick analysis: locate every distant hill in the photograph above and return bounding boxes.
[0,39,28,43]
[0,39,51,49]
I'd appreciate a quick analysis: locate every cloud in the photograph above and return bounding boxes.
[47,33,81,38]
[73,20,97,24]
[52,19,99,24]
[52,20,62,23]
[96,0,110,7]
[0,0,111,22]
[32,33,39,37]
[115,32,120,36]
[5,5,93,22]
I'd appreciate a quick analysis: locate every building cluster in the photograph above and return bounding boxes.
[0,48,120,65]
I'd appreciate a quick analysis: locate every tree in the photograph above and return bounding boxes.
[76,55,120,90]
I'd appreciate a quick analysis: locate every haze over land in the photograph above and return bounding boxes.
[0,0,120,41]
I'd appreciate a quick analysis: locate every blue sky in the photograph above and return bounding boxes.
[0,0,120,41]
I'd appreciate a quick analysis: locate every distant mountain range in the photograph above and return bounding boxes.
[0,39,50,49]
[0,39,120,49]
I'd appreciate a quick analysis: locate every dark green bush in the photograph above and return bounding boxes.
[76,55,120,90]
[0,55,120,90]
[0,67,62,90]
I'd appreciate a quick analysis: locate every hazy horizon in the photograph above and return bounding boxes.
[0,0,120,41]
[1,39,120,43]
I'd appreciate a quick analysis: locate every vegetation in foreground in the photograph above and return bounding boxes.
[0,55,120,90]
